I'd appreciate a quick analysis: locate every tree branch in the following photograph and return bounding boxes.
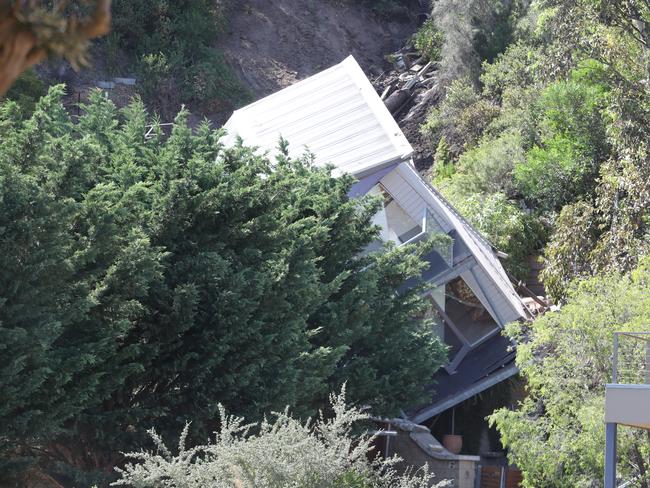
[0,0,112,95]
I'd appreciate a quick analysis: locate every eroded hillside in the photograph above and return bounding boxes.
[218,0,417,98]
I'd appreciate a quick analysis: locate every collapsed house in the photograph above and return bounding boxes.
[224,55,533,487]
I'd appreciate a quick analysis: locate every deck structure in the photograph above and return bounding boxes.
[604,332,650,487]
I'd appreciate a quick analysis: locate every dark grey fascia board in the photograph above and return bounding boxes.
[351,156,410,180]
[409,363,520,424]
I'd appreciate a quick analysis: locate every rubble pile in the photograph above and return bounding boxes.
[372,44,443,172]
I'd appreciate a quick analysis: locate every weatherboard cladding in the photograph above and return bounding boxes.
[379,169,428,226]
[223,56,413,177]
[379,163,525,326]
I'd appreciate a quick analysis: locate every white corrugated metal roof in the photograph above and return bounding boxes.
[223,56,413,177]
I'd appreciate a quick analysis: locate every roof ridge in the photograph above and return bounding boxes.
[420,177,497,252]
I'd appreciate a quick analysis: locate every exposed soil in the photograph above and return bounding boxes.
[218,0,418,99]
[216,0,438,168]
[35,1,428,136]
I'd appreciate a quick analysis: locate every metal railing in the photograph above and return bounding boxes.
[612,332,650,385]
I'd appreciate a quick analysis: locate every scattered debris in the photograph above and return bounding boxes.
[144,122,175,139]
[96,77,136,90]
[96,80,115,89]
[373,44,443,172]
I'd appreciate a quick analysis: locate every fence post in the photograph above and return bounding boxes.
[605,422,617,488]
[612,333,619,383]
[646,340,650,384]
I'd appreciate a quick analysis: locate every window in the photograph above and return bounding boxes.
[368,184,422,245]
[419,275,501,371]
[445,276,499,347]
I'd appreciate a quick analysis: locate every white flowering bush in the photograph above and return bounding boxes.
[113,387,449,488]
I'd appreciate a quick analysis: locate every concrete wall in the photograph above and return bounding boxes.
[388,419,479,488]
[605,384,650,429]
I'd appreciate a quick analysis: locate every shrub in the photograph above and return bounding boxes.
[490,259,650,487]
[412,19,444,62]
[421,78,500,156]
[110,0,248,114]
[135,53,177,115]
[541,201,600,302]
[453,130,525,197]
[435,188,544,279]
[183,50,251,112]
[514,80,608,210]
[515,135,588,210]
[432,136,455,179]
[480,42,541,103]
[113,388,449,488]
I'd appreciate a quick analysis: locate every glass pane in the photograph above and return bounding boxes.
[445,277,499,346]
[444,323,464,357]
[419,291,445,340]
[368,184,421,245]
[425,208,453,265]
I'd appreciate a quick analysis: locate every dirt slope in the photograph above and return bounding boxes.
[219,0,417,98]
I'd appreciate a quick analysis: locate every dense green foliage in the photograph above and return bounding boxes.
[0,88,445,485]
[412,19,444,63]
[514,80,608,211]
[423,0,649,297]
[422,78,500,157]
[1,70,46,117]
[430,0,525,84]
[114,388,446,488]
[490,258,650,487]
[435,187,545,279]
[418,1,650,485]
[107,0,248,115]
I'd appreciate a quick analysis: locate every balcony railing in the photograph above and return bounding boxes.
[612,332,650,385]
[605,332,650,487]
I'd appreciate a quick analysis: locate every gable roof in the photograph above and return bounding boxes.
[409,334,519,423]
[394,163,529,322]
[223,56,413,177]
[223,57,530,422]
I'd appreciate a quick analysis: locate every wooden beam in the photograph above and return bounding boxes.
[429,297,470,349]
[444,345,470,374]
[428,255,476,287]
[505,269,549,311]
[467,266,504,327]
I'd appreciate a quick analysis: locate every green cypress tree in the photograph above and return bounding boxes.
[0,89,446,484]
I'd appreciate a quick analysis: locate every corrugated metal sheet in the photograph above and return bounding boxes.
[223,56,413,177]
